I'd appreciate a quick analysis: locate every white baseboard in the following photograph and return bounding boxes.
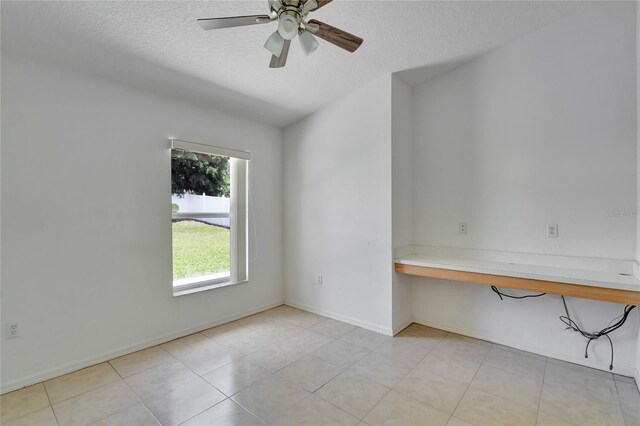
[284,300,394,336]
[635,368,640,392]
[412,316,637,377]
[1,301,284,394]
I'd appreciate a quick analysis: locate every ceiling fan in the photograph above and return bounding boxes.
[197,0,363,68]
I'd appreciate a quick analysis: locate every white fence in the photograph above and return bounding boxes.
[171,193,230,228]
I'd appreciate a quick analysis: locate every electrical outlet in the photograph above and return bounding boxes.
[458,222,467,235]
[547,224,558,238]
[317,274,323,285]
[6,322,19,339]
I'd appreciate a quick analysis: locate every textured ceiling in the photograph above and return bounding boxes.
[1,1,591,126]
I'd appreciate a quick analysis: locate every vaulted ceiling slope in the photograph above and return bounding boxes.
[1,1,591,127]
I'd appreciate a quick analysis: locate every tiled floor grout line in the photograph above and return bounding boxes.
[309,341,379,422]
[534,357,548,426]
[613,379,631,426]
[344,339,393,423]
[377,334,454,419]
[446,342,495,426]
[107,358,166,426]
[41,380,60,426]
[36,365,123,408]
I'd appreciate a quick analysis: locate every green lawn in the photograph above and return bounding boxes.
[172,220,230,280]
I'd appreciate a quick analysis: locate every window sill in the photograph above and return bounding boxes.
[173,279,249,297]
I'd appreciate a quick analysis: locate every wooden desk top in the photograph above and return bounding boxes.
[395,255,640,305]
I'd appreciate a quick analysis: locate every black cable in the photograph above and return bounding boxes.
[490,285,546,301]
[559,296,636,370]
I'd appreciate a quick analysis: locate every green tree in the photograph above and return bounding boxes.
[171,150,230,197]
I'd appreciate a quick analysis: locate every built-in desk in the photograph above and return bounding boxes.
[395,254,640,305]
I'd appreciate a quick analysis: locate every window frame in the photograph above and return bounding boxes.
[170,139,250,296]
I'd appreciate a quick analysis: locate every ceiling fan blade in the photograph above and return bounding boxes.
[307,19,363,52]
[197,15,271,30]
[305,0,332,11]
[270,39,291,68]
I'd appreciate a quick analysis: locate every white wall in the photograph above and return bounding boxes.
[412,3,636,260]
[636,1,640,385]
[283,76,394,334]
[409,3,639,375]
[391,76,413,332]
[0,53,284,392]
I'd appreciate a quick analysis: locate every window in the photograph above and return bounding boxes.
[170,139,249,295]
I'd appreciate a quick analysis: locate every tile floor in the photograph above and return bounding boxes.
[1,305,639,426]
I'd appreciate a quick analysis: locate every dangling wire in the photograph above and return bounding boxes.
[490,285,546,300]
[559,296,636,370]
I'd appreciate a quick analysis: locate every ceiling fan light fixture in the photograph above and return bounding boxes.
[278,15,299,40]
[298,30,319,56]
[264,30,285,56]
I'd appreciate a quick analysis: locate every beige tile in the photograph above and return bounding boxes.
[616,380,640,410]
[90,403,159,426]
[44,363,121,405]
[247,340,308,372]
[182,399,263,426]
[453,389,537,426]
[614,374,636,384]
[349,353,413,388]
[469,365,542,409]
[124,359,198,401]
[169,343,240,376]
[544,359,618,402]
[372,339,432,367]
[447,417,475,426]
[492,345,546,362]
[160,333,221,358]
[394,366,468,415]
[277,355,344,392]
[394,324,447,349]
[231,375,309,422]
[201,322,245,340]
[539,383,625,426]
[339,329,390,351]
[248,321,305,342]
[443,333,492,348]
[144,377,226,426]
[363,391,449,426]
[52,380,139,426]
[109,346,175,378]
[483,347,546,382]
[214,329,274,356]
[313,340,370,369]
[233,313,278,329]
[204,323,276,356]
[536,410,579,426]
[3,406,58,426]
[433,335,491,365]
[315,371,389,419]
[280,329,334,354]
[263,306,306,321]
[616,381,640,426]
[622,408,640,426]
[414,351,481,384]
[202,357,272,396]
[283,311,327,329]
[0,383,51,423]
[274,394,359,426]
[310,319,356,339]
